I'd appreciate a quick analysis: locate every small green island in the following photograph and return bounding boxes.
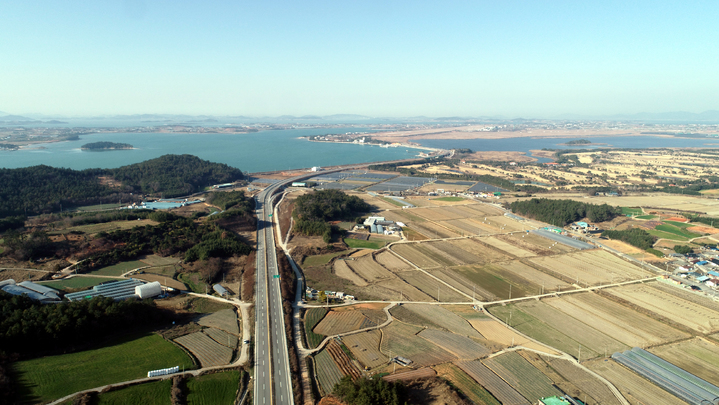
[566,139,592,145]
[81,141,134,151]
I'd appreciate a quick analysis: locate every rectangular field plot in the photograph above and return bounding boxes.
[541,356,623,405]
[460,203,504,216]
[495,232,576,255]
[391,244,443,268]
[426,268,494,300]
[448,264,539,300]
[358,278,434,302]
[424,240,484,264]
[345,254,395,283]
[405,220,461,239]
[401,304,483,338]
[333,259,368,286]
[606,283,719,333]
[489,301,628,360]
[451,238,513,263]
[651,281,719,313]
[174,332,233,367]
[480,237,536,258]
[397,270,470,302]
[546,293,689,347]
[418,329,489,360]
[139,254,180,266]
[457,360,530,405]
[467,318,559,355]
[432,363,501,405]
[411,207,465,221]
[528,249,651,286]
[649,338,719,385]
[343,330,386,369]
[314,349,343,395]
[483,351,563,402]
[497,260,571,292]
[380,321,457,366]
[313,309,379,335]
[587,358,689,405]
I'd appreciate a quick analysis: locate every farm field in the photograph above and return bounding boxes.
[408,219,461,239]
[480,237,536,258]
[143,265,177,276]
[606,283,719,333]
[0,268,48,282]
[649,338,719,385]
[651,281,719,312]
[528,249,651,286]
[449,238,513,263]
[197,308,239,334]
[186,370,241,405]
[457,359,529,405]
[428,240,486,264]
[304,307,328,349]
[546,293,689,346]
[391,243,443,268]
[96,380,171,405]
[397,270,469,302]
[382,367,436,382]
[425,268,497,300]
[88,260,147,276]
[343,330,386,369]
[302,250,349,267]
[450,264,535,300]
[139,254,180,266]
[333,259,368,286]
[313,304,386,335]
[495,232,576,255]
[466,318,558,354]
[380,321,457,366]
[417,329,489,359]
[314,349,344,395]
[497,260,571,292]
[325,340,361,380]
[375,250,413,272]
[38,276,118,291]
[13,333,193,404]
[432,363,501,405]
[344,238,385,249]
[345,254,395,282]
[587,358,689,405]
[56,219,158,235]
[483,351,562,402]
[174,332,233,367]
[540,355,622,405]
[401,304,483,338]
[203,327,238,349]
[358,277,434,302]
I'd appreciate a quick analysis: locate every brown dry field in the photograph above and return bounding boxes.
[467,317,558,354]
[497,260,570,290]
[587,358,689,405]
[346,254,395,283]
[380,321,458,367]
[649,338,719,385]
[495,232,576,255]
[606,283,719,333]
[480,237,536,258]
[370,127,649,143]
[463,150,538,162]
[374,250,413,272]
[538,355,622,405]
[343,330,386,369]
[528,249,651,286]
[313,310,369,335]
[397,270,469,302]
[599,239,645,255]
[0,268,49,282]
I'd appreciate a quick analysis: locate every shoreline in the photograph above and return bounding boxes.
[302,137,442,153]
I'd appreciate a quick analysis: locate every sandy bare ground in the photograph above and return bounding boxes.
[370,127,651,143]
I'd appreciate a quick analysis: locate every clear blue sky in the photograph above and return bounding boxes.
[1,1,717,117]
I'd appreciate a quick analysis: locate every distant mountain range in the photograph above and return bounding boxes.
[555,110,719,121]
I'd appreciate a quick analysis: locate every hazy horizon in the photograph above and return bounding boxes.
[1,1,717,117]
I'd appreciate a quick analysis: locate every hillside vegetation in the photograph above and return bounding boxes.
[0,155,244,218]
[509,198,619,226]
[293,189,370,242]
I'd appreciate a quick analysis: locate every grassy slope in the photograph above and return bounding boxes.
[88,260,147,276]
[97,380,171,405]
[13,333,194,403]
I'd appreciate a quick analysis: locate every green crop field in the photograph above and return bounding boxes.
[97,380,171,405]
[38,276,118,291]
[304,307,328,348]
[179,272,209,294]
[186,370,240,405]
[89,260,147,276]
[647,229,691,241]
[621,207,643,216]
[434,197,465,202]
[654,224,700,239]
[663,220,693,228]
[13,333,194,403]
[636,215,657,220]
[303,250,349,267]
[343,238,384,249]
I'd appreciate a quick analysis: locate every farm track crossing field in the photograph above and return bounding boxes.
[333,259,367,286]
[546,293,689,347]
[343,330,386,369]
[489,304,601,359]
[432,363,501,405]
[186,370,241,405]
[314,349,344,395]
[457,359,530,405]
[426,268,495,300]
[359,277,434,302]
[497,260,570,291]
[13,333,193,404]
[174,332,233,367]
[541,356,622,405]
[304,307,328,349]
[402,304,483,338]
[649,338,719,385]
[483,351,562,402]
[606,283,719,333]
[375,250,413,272]
[397,270,469,302]
[346,254,395,282]
[203,327,238,349]
[96,379,171,405]
[587,358,689,405]
[467,318,558,354]
[418,329,490,359]
[529,249,651,286]
[380,321,457,366]
[197,308,239,334]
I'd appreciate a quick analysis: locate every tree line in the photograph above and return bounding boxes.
[0,154,244,218]
[602,228,655,250]
[509,198,619,226]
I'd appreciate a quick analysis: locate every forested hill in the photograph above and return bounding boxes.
[0,155,244,218]
[509,198,619,226]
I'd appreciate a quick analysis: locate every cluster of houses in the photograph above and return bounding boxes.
[671,247,719,289]
[569,221,600,233]
[305,286,355,302]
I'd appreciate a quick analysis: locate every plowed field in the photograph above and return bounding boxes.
[314,350,343,395]
[418,329,489,359]
[197,309,239,334]
[333,259,367,286]
[529,250,650,286]
[382,367,436,382]
[343,330,386,369]
[380,321,457,366]
[539,356,622,405]
[402,304,483,338]
[203,327,238,349]
[433,363,501,405]
[392,244,443,268]
[346,255,394,282]
[480,237,536,257]
[326,340,361,380]
[314,310,377,335]
[398,270,469,302]
[375,251,413,272]
[468,318,558,355]
[497,260,570,292]
[483,351,562,402]
[457,360,529,405]
[175,332,233,367]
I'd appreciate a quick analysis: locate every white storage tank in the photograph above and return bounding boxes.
[135,281,162,299]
